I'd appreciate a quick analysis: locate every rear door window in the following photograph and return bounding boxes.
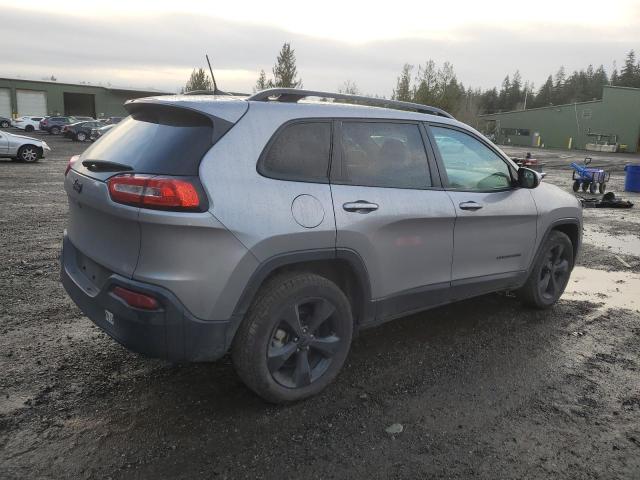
[259,121,332,183]
[80,105,213,176]
[334,121,431,189]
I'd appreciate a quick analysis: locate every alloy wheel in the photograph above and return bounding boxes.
[21,147,38,162]
[267,297,342,389]
[538,244,570,301]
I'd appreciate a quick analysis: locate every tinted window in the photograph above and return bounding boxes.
[431,126,512,191]
[260,122,331,182]
[80,105,213,175]
[338,122,430,189]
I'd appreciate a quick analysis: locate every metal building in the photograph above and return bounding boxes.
[480,86,640,153]
[0,77,170,119]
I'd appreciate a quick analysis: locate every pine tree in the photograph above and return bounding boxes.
[184,68,212,93]
[392,64,413,101]
[532,75,554,107]
[271,43,302,88]
[497,75,510,111]
[254,69,269,92]
[413,60,438,106]
[619,50,640,87]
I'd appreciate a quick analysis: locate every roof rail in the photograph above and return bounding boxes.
[247,88,454,119]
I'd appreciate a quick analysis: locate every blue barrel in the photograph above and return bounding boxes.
[625,165,640,192]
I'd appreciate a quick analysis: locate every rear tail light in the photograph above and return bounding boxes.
[112,286,159,310]
[65,155,79,176]
[107,174,204,211]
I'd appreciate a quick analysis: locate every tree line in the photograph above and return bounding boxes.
[183,45,640,123]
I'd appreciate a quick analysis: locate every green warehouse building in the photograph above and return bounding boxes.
[480,86,640,153]
[0,77,170,119]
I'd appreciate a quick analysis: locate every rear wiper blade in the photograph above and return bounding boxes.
[82,160,133,172]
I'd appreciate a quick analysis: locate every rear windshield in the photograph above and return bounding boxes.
[80,105,213,176]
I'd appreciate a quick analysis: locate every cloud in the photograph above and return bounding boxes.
[0,5,636,95]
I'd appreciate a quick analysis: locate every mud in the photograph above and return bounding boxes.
[1,136,639,479]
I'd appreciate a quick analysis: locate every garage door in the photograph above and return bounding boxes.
[16,89,47,116]
[0,89,10,118]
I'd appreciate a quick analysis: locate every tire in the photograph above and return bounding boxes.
[589,182,598,194]
[50,126,60,135]
[25,125,34,132]
[76,131,87,142]
[0,120,9,128]
[581,182,590,192]
[232,272,353,404]
[517,230,573,309]
[599,182,606,194]
[17,145,40,163]
[572,180,580,192]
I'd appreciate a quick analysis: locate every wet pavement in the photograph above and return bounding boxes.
[1,135,639,479]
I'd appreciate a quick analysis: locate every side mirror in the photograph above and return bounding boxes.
[518,167,541,189]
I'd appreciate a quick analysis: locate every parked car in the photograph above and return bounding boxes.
[0,116,11,128]
[0,129,50,162]
[12,116,44,132]
[40,116,74,135]
[97,116,124,125]
[64,121,105,142]
[90,124,115,141]
[61,88,582,403]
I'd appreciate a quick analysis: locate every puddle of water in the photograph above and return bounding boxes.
[582,228,640,257]
[563,266,640,311]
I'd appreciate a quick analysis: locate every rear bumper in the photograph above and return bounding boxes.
[60,232,235,362]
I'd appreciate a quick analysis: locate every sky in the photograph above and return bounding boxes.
[1,0,638,96]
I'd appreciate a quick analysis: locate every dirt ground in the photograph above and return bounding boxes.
[1,130,639,479]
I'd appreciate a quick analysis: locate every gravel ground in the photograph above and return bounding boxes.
[1,130,639,479]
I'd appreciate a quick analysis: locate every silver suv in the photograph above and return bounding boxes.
[61,89,582,403]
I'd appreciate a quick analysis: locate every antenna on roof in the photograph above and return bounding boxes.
[205,54,221,94]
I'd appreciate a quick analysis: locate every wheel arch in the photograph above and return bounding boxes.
[228,249,373,340]
[530,218,581,273]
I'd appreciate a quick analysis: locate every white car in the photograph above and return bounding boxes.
[0,130,51,162]
[12,116,44,133]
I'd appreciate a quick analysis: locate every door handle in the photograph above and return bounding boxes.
[459,201,483,211]
[343,201,379,213]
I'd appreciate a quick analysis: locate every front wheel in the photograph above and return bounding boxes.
[50,126,60,135]
[517,231,573,309]
[599,182,606,194]
[589,182,598,194]
[232,273,353,403]
[76,131,87,142]
[572,180,580,192]
[0,120,9,128]
[17,145,40,163]
[581,182,590,192]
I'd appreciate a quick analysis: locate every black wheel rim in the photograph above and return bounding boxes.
[267,297,341,389]
[538,244,570,301]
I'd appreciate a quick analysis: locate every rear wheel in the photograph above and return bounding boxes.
[0,120,9,128]
[589,182,598,194]
[17,145,40,163]
[50,126,60,135]
[25,125,34,132]
[581,182,590,192]
[76,131,87,142]
[232,272,353,403]
[572,180,580,192]
[599,182,606,194]
[517,231,573,309]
